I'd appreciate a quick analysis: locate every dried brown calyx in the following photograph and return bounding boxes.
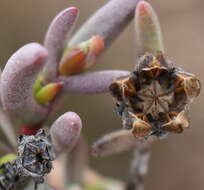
[17,129,56,188]
[110,52,201,138]
[0,162,19,190]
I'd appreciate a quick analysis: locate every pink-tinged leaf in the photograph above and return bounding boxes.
[92,130,135,157]
[69,0,141,48]
[50,112,82,154]
[43,7,79,81]
[83,35,104,70]
[88,35,104,57]
[56,70,130,94]
[66,136,88,185]
[59,36,104,75]
[0,43,48,125]
[135,1,164,56]
[92,130,157,157]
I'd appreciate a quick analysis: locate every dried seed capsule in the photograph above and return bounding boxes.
[0,162,19,190]
[162,111,189,133]
[0,130,56,190]
[175,70,201,99]
[17,129,56,185]
[131,115,151,138]
[109,52,201,138]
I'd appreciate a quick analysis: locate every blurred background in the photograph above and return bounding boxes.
[0,0,204,190]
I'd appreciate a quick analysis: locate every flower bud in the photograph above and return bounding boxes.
[35,82,63,105]
[59,36,104,75]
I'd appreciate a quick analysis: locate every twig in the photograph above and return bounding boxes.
[125,140,155,190]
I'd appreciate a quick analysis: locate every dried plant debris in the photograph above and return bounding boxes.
[17,129,56,186]
[0,129,56,190]
[110,52,201,138]
[0,162,19,190]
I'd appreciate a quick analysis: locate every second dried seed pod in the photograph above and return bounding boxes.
[109,53,200,138]
[17,129,56,185]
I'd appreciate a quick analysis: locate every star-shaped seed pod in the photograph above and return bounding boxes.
[16,129,56,185]
[109,52,201,138]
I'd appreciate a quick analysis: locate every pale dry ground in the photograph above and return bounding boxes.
[0,0,204,190]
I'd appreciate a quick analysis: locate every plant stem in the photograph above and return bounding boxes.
[126,149,150,190]
[0,109,17,148]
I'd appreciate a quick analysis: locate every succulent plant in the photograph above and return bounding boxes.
[0,1,201,190]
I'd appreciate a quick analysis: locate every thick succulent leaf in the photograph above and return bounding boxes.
[56,70,130,94]
[50,112,82,154]
[65,136,88,185]
[69,0,141,48]
[135,1,164,55]
[0,43,48,125]
[92,130,135,157]
[44,7,79,81]
[92,130,157,157]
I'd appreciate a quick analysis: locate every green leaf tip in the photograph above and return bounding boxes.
[33,74,44,95]
[135,1,164,56]
[0,154,17,166]
[84,183,105,190]
[35,82,63,105]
